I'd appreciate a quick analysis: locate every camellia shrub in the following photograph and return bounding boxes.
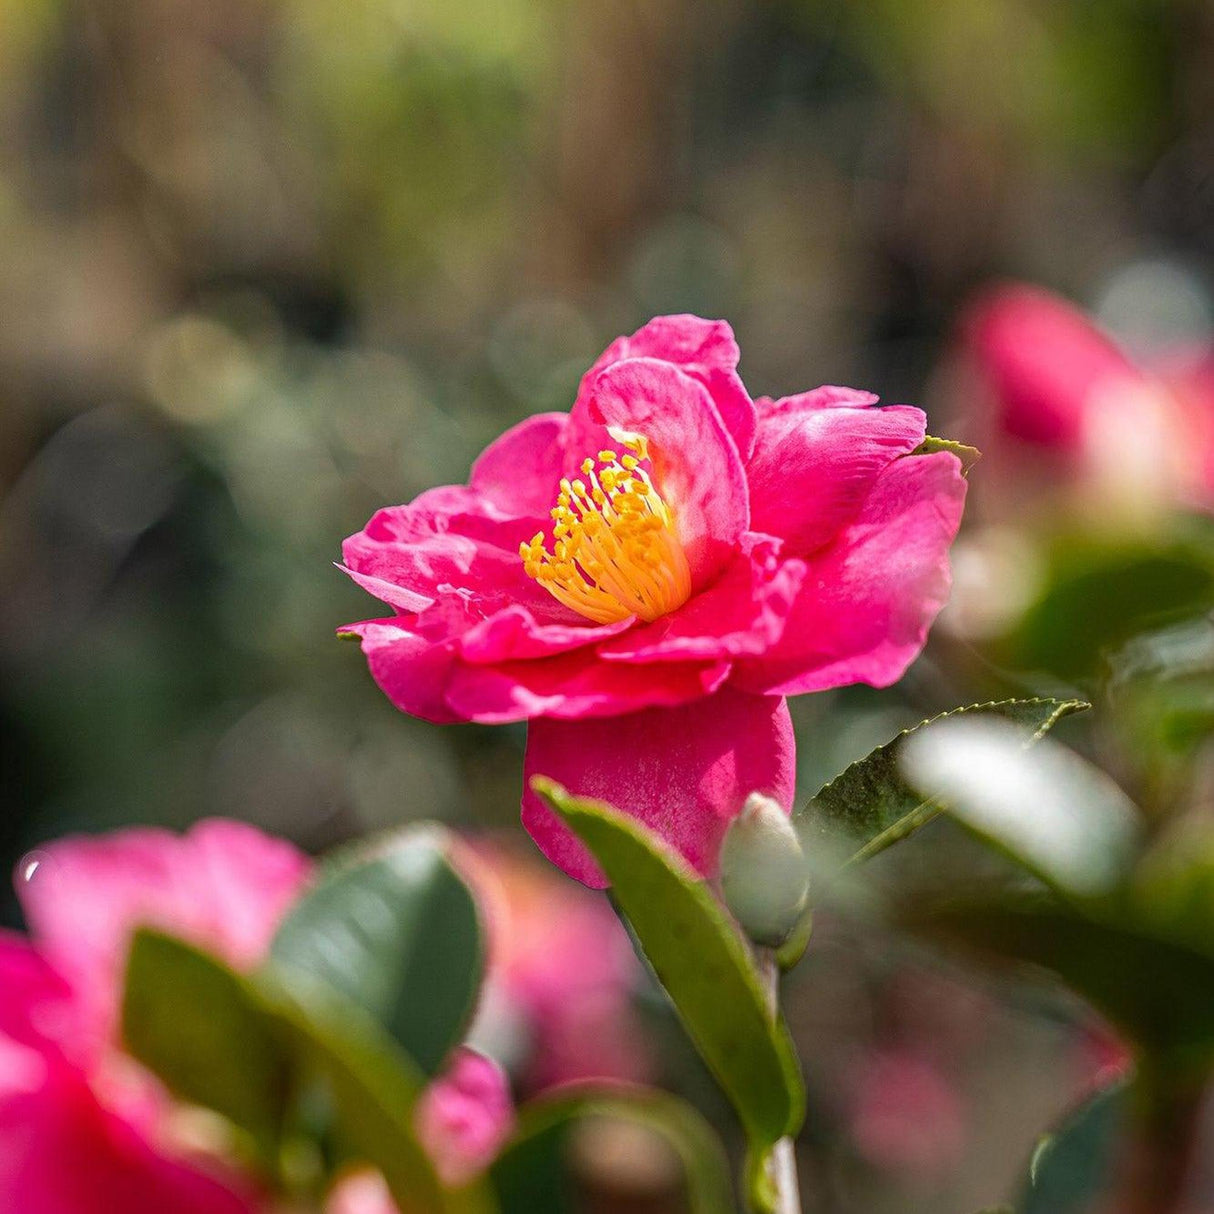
[6,313,1214,1214]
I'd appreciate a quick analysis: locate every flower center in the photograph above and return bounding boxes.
[519,433,692,624]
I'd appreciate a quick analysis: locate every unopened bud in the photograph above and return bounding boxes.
[720,793,810,947]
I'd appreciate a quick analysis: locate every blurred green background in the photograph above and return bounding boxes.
[2,1,1212,1209]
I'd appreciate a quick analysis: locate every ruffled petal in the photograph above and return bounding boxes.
[16,822,312,1044]
[755,386,879,416]
[567,357,750,589]
[964,284,1138,450]
[342,488,567,624]
[350,614,728,725]
[595,534,805,663]
[444,648,730,724]
[734,451,966,696]
[748,395,926,554]
[342,616,468,725]
[0,1066,257,1214]
[469,412,567,516]
[521,689,795,887]
[581,315,757,459]
[0,934,79,1060]
[458,605,632,664]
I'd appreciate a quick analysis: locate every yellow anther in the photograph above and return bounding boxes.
[520,437,692,624]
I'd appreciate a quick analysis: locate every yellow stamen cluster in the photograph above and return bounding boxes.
[520,434,692,624]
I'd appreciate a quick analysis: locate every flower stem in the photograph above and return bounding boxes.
[755,949,802,1214]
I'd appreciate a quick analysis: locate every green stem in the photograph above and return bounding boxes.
[754,950,801,1214]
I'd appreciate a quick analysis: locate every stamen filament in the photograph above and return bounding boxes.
[518,434,692,624]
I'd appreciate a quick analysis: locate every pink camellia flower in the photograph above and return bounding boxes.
[341,315,967,885]
[2,820,516,1214]
[1,819,310,1214]
[961,284,1214,514]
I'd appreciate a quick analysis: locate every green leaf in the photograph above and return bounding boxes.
[912,434,981,473]
[903,892,1214,1066]
[1021,1079,1128,1214]
[122,926,290,1163]
[533,778,804,1149]
[261,968,493,1214]
[1005,533,1214,680]
[799,698,1089,867]
[270,825,484,1077]
[123,929,490,1214]
[900,716,1140,897]
[491,1085,735,1214]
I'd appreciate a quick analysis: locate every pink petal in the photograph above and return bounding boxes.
[445,647,730,724]
[0,1065,256,1214]
[521,688,795,887]
[343,615,470,725]
[458,604,633,664]
[180,820,315,968]
[581,315,757,460]
[568,357,750,589]
[0,934,80,1062]
[342,490,563,625]
[415,1049,514,1187]
[965,284,1139,450]
[734,452,966,696]
[469,412,568,517]
[755,386,880,416]
[595,534,805,663]
[17,822,312,1044]
[747,396,927,554]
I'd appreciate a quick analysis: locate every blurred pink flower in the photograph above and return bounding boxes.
[961,284,1214,513]
[0,819,309,1214]
[415,1048,515,1187]
[847,1050,966,1178]
[342,314,967,885]
[469,842,649,1091]
[2,820,518,1214]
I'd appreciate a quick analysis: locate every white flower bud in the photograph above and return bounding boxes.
[720,792,810,947]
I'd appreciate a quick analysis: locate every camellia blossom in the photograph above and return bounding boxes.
[0,819,310,1214]
[342,315,967,885]
[961,284,1214,514]
[1,820,514,1214]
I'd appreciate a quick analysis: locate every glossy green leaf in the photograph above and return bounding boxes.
[123,929,490,1214]
[491,1085,735,1214]
[913,434,981,473]
[270,825,484,1076]
[798,698,1088,867]
[533,778,804,1148]
[261,967,494,1214]
[901,716,1140,897]
[903,892,1214,1064]
[1021,1079,1128,1214]
[122,926,290,1163]
[1005,532,1214,680]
